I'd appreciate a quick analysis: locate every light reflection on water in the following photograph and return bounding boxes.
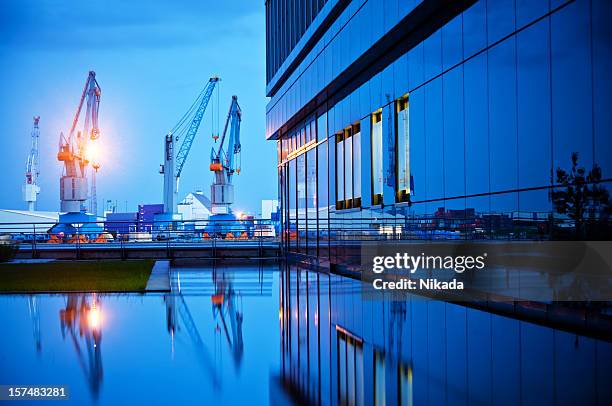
[1,261,611,405]
[0,263,279,405]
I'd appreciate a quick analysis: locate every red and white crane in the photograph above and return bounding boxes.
[23,116,41,211]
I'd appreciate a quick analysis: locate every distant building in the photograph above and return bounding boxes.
[105,212,138,235]
[178,191,212,220]
[0,209,59,233]
[137,204,164,232]
[261,199,279,219]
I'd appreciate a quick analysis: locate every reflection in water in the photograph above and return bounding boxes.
[279,262,612,406]
[3,262,611,404]
[59,294,104,400]
[0,263,278,404]
[211,269,244,370]
[27,296,41,354]
[164,274,221,389]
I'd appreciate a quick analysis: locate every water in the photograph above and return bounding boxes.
[1,261,611,405]
[0,263,280,405]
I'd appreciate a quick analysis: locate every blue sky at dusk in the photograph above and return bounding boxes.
[0,0,276,214]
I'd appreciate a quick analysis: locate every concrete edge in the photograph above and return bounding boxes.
[145,260,171,292]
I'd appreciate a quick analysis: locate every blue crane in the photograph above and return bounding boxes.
[160,77,219,216]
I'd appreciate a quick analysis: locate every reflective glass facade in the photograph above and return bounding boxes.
[279,263,612,406]
[267,0,612,258]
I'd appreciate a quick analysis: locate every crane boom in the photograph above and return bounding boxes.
[175,77,219,177]
[160,77,219,216]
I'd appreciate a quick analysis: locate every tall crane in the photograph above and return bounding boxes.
[52,71,103,237]
[23,116,41,211]
[209,96,241,217]
[57,71,101,214]
[159,77,219,218]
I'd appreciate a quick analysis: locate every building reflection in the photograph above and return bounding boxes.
[59,293,103,400]
[279,263,612,406]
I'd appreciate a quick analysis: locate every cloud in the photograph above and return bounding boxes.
[0,0,263,50]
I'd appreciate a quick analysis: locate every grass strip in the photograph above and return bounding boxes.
[0,260,155,292]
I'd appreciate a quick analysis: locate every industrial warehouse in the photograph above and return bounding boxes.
[0,1,611,405]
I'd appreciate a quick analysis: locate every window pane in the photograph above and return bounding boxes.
[347,339,356,406]
[317,112,328,142]
[399,364,413,406]
[289,159,297,251]
[397,99,410,194]
[345,135,353,202]
[307,148,317,254]
[297,154,306,250]
[374,352,386,406]
[338,336,347,404]
[354,131,362,200]
[372,114,383,198]
[355,344,364,406]
[317,142,329,256]
[337,139,345,204]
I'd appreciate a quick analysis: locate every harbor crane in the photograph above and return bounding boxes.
[23,116,41,211]
[53,71,103,236]
[158,77,219,221]
[209,96,241,218]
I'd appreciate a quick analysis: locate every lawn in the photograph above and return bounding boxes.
[0,260,155,292]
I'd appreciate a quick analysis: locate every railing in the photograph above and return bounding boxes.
[0,218,281,250]
[283,211,612,246]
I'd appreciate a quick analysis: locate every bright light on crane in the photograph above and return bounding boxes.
[57,71,101,214]
[86,139,101,165]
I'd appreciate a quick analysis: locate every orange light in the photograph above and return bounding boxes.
[86,139,101,165]
[88,306,101,329]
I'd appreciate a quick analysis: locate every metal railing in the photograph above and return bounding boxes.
[283,211,612,246]
[0,218,281,249]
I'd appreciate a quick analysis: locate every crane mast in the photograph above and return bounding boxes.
[57,71,101,214]
[160,77,219,216]
[23,116,41,211]
[209,96,241,215]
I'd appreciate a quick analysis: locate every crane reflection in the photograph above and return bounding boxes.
[59,293,103,400]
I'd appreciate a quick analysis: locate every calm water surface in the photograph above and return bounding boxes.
[1,261,611,405]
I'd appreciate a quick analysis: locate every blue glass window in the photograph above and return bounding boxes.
[372,111,383,204]
[396,95,410,202]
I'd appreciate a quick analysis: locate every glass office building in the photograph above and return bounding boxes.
[266,0,612,259]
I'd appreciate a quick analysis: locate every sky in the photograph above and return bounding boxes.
[0,0,276,215]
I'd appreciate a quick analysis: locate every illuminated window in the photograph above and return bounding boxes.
[336,123,362,210]
[345,129,353,207]
[396,95,410,203]
[353,123,362,207]
[371,111,383,205]
[336,133,345,210]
